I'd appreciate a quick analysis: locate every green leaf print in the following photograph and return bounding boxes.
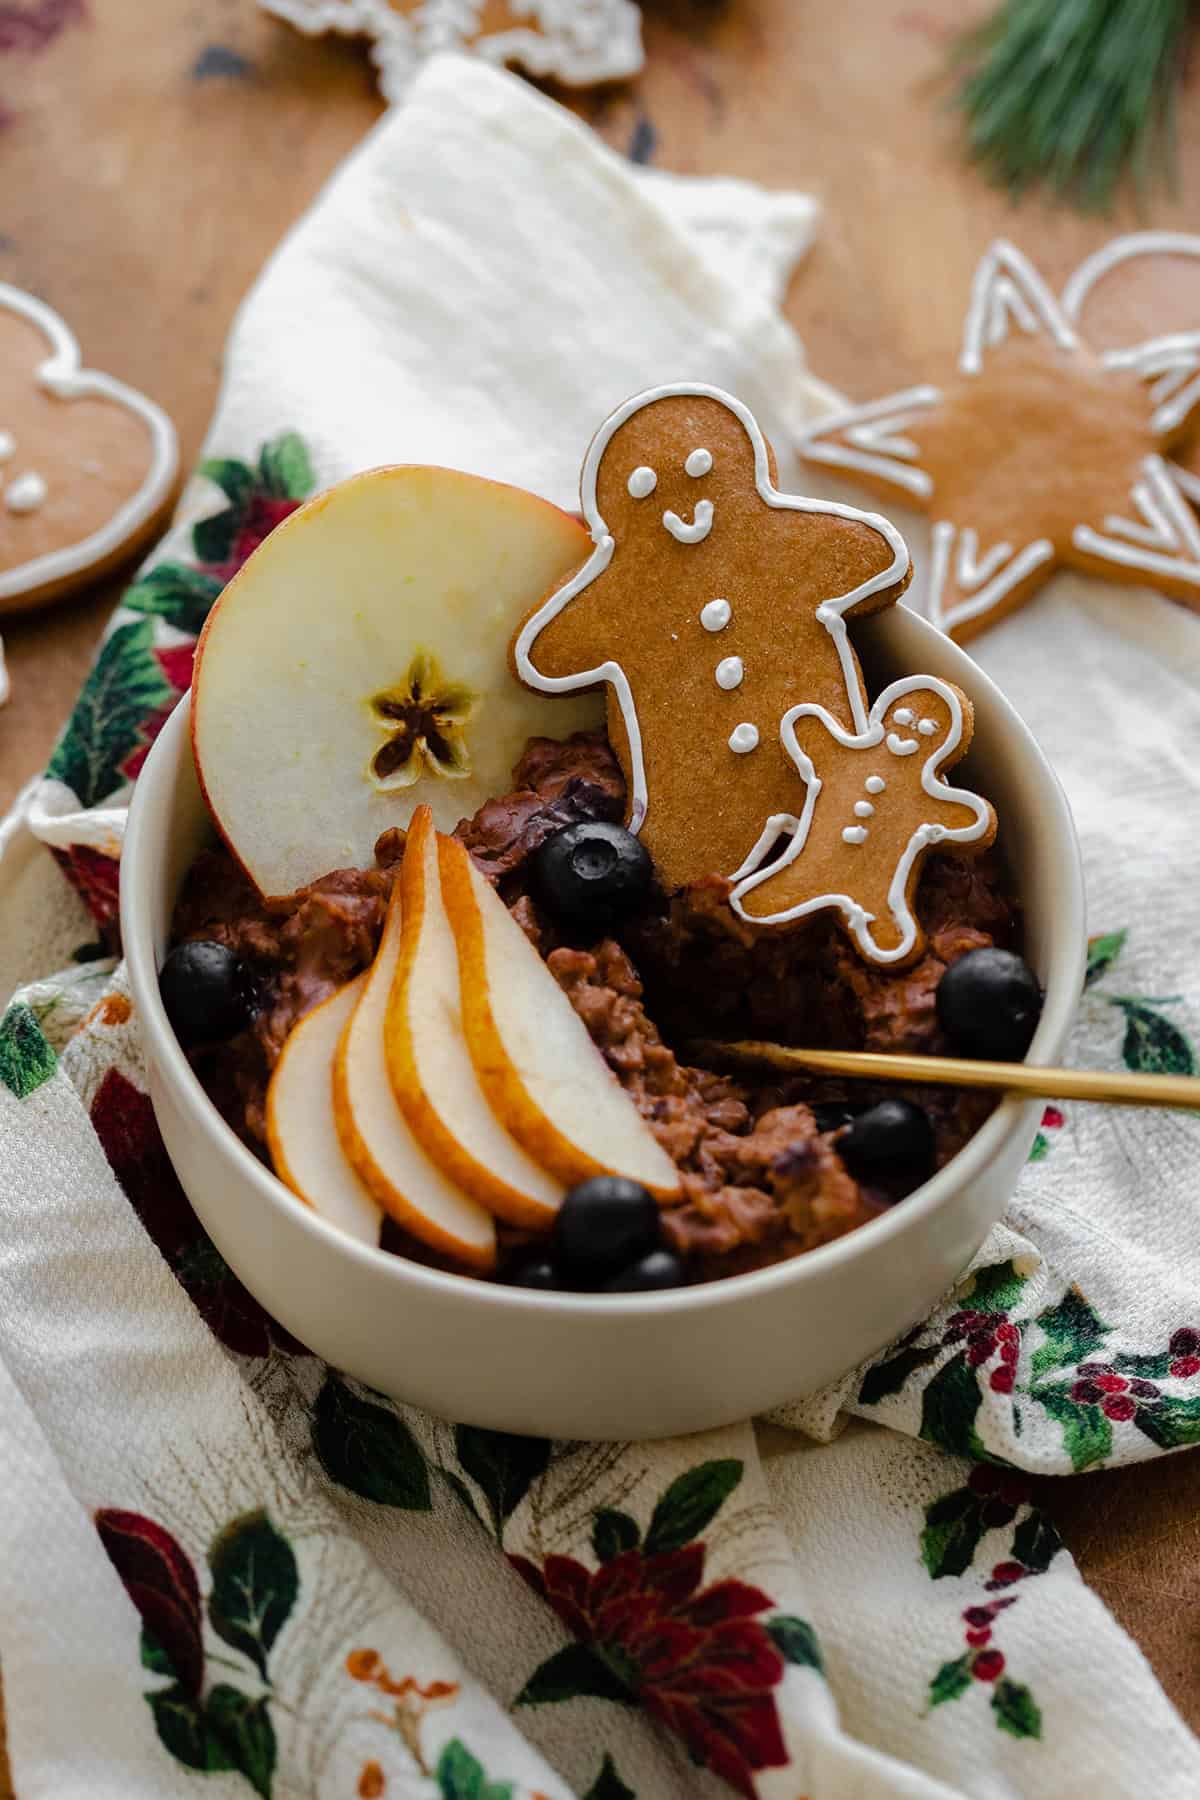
[766,1615,825,1673]
[858,1341,942,1406]
[1112,1350,1173,1379]
[592,1507,640,1563]
[991,1677,1042,1740]
[1110,999,1196,1076]
[312,1373,431,1509]
[1032,1386,1112,1470]
[0,1004,57,1099]
[200,457,258,513]
[927,1655,972,1709]
[123,562,223,634]
[454,1426,551,1541]
[642,1459,743,1555]
[207,1511,298,1681]
[46,617,173,808]
[139,1627,176,1679]
[435,1737,515,1800]
[1029,1288,1109,1379]
[1027,1132,1050,1162]
[205,1687,276,1799]
[192,507,240,566]
[1133,1395,1200,1450]
[146,1683,233,1773]
[515,1642,634,1708]
[1010,1510,1062,1574]
[919,1354,984,1459]
[258,432,314,501]
[965,1259,1028,1314]
[1085,929,1127,986]
[584,1752,637,1800]
[920,1487,986,1580]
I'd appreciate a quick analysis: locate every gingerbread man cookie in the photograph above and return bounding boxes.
[731,676,996,963]
[0,283,178,617]
[801,236,1200,642]
[511,384,910,892]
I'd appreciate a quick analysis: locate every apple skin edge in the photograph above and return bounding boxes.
[383,806,561,1230]
[437,833,682,1202]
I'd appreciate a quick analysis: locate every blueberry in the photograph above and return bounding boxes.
[510,1257,561,1291]
[159,941,251,1048]
[837,1099,935,1186]
[552,1175,659,1284]
[532,822,652,925]
[936,947,1042,1061]
[601,1248,687,1292]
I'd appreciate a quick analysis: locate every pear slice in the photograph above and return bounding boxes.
[438,835,681,1200]
[191,465,599,900]
[385,806,561,1229]
[266,976,382,1247]
[334,881,496,1272]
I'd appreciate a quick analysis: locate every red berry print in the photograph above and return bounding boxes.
[995,1322,1019,1344]
[1041,1106,1065,1129]
[1103,1395,1137,1422]
[1077,1361,1115,1377]
[963,1605,995,1627]
[1093,1373,1129,1395]
[1169,1327,1200,1358]
[972,1649,1006,1683]
[968,1331,997,1366]
[986,1561,1025,1589]
[1127,1378,1160,1400]
[1169,1356,1200,1380]
[1070,1378,1104,1404]
[990,1366,1016,1394]
[965,1627,992,1648]
[999,1338,1020,1366]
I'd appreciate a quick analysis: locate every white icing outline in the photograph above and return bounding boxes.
[1073,453,1200,586]
[1060,232,1200,325]
[800,387,941,499]
[927,521,1055,636]
[1100,332,1200,437]
[513,382,909,839]
[0,283,178,603]
[663,498,713,544]
[729,674,992,962]
[685,447,712,477]
[960,239,1078,375]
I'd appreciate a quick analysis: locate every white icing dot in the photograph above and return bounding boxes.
[0,431,14,462]
[685,447,712,478]
[728,722,759,754]
[5,471,48,515]
[842,826,868,845]
[715,656,744,691]
[918,717,937,735]
[893,707,915,726]
[700,598,732,632]
[628,465,657,498]
[865,775,886,794]
[854,801,874,818]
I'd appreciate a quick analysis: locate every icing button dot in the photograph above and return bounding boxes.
[854,801,874,818]
[628,465,657,498]
[685,447,713,477]
[842,826,868,845]
[715,655,744,691]
[918,718,937,735]
[865,775,886,794]
[728,722,759,755]
[893,707,915,726]
[5,471,48,515]
[0,431,14,462]
[700,598,732,632]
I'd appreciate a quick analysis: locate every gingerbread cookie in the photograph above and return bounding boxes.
[801,237,1200,642]
[730,676,995,963]
[511,384,911,893]
[0,283,178,616]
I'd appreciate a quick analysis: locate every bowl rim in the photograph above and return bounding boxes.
[122,633,1085,1324]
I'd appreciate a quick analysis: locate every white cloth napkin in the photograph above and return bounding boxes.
[1,54,1198,1800]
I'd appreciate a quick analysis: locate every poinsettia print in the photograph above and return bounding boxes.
[96,1506,298,1797]
[90,1068,306,1359]
[510,1459,819,1800]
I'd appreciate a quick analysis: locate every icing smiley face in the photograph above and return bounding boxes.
[624,440,719,544]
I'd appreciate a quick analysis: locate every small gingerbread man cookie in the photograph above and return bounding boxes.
[730,676,996,963]
[511,383,910,892]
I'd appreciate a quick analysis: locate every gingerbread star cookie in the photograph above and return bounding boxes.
[730,677,996,963]
[801,236,1200,642]
[511,384,911,893]
[0,284,178,617]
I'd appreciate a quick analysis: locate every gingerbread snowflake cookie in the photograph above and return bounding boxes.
[0,284,177,617]
[801,235,1200,642]
[511,383,912,895]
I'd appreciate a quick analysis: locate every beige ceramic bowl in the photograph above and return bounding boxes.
[122,605,1084,1440]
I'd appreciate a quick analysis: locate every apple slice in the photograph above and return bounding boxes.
[334,881,496,1272]
[266,976,382,1247]
[385,806,561,1229]
[438,835,681,1200]
[191,465,600,900]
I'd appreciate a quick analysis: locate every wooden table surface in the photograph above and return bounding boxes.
[1,0,1198,1784]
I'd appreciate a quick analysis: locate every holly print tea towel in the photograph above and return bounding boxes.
[1,53,1199,1800]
